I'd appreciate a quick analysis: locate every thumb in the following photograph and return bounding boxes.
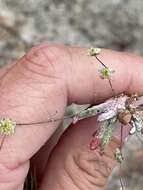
[0,44,143,189]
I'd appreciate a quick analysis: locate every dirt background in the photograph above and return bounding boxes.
[0,0,143,189]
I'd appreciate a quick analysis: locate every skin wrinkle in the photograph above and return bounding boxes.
[18,81,66,119]
[20,57,61,80]
[27,45,72,83]
[21,47,62,81]
[120,55,134,95]
[1,67,49,102]
[71,48,95,104]
[22,47,77,94]
[118,52,141,94]
[16,64,57,86]
[62,169,81,190]
[61,134,118,190]
[40,46,57,72]
[89,156,110,178]
[0,64,18,95]
[64,154,89,190]
[0,76,58,112]
[73,151,107,178]
[17,76,56,100]
[74,154,103,182]
[73,150,108,188]
[0,79,40,113]
[64,148,105,189]
[57,46,83,105]
[120,54,138,96]
[73,155,107,187]
[0,91,48,117]
[65,47,77,104]
[65,154,104,190]
[125,65,135,95]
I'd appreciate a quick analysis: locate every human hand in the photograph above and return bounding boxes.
[0,44,143,190]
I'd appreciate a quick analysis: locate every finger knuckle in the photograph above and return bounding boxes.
[22,44,68,78]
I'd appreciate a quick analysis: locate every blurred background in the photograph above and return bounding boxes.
[0,0,143,189]
[0,0,143,65]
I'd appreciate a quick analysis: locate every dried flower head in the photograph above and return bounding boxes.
[118,110,132,125]
[88,47,101,56]
[100,67,115,79]
[0,118,16,135]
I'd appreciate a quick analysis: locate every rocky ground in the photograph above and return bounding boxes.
[0,0,143,189]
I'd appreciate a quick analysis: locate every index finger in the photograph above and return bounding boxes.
[62,46,143,104]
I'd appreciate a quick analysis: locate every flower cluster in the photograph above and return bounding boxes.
[0,118,16,135]
[88,47,115,79]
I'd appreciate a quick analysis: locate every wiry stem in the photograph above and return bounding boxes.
[15,94,143,127]
[119,125,125,190]
[95,55,108,68]
[0,135,6,151]
[119,164,125,190]
[108,78,116,97]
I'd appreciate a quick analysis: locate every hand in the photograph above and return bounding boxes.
[0,44,143,190]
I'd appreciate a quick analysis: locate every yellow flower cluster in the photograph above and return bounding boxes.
[0,118,16,135]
